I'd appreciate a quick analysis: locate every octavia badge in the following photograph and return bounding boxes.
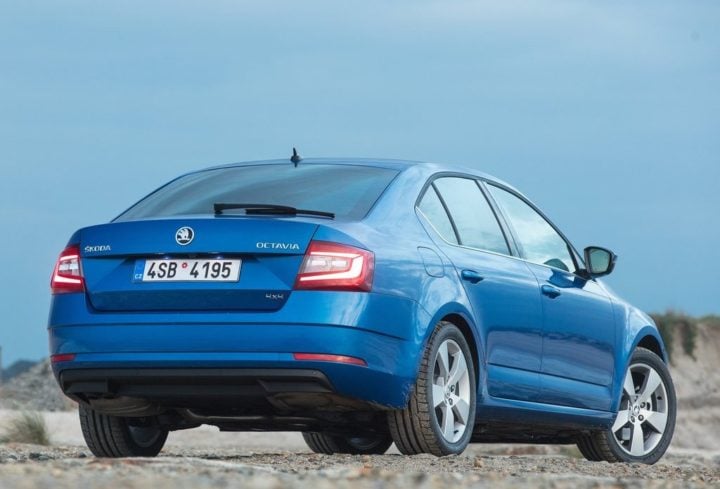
[175,227,194,245]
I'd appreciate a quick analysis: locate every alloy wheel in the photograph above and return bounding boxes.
[431,338,471,443]
[611,363,669,457]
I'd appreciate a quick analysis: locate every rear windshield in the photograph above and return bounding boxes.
[115,164,399,222]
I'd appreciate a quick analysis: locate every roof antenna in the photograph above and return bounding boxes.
[290,147,302,167]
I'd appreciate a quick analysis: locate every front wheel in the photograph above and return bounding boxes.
[388,321,476,456]
[79,404,168,457]
[577,347,676,464]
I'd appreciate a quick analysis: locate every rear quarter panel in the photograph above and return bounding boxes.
[361,165,487,396]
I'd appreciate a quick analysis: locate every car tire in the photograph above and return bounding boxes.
[79,404,168,457]
[576,347,676,464]
[576,434,603,461]
[302,432,393,455]
[388,321,476,456]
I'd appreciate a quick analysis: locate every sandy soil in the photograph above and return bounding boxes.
[1,442,718,488]
[1,409,719,488]
[667,323,720,450]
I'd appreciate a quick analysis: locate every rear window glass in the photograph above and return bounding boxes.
[115,164,399,221]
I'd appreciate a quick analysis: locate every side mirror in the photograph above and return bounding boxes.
[583,246,617,277]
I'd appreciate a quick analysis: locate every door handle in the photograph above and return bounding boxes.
[541,284,561,299]
[461,269,484,284]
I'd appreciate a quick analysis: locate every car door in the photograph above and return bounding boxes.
[485,183,616,411]
[417,176,544,403]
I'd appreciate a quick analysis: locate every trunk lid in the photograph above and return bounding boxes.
[78,217,317,311]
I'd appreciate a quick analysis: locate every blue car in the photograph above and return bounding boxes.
[48,156,675,463]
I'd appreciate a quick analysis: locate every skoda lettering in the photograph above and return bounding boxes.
[84,245,111,253]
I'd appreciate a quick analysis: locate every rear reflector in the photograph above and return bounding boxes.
[51,353,76,363]
[294,241,374,291]
[51,245,85,294]
[293,353,367,367]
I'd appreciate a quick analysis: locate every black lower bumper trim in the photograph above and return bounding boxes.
[60,368,334,399]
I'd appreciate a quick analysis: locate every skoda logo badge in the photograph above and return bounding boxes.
[175,227,194,245]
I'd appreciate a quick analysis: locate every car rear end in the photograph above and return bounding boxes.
[47,161,423,432]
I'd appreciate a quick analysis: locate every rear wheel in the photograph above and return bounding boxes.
[576,347,676,464]
[302,432,393,454]
[388,321,476,456]
[79,404,168,457]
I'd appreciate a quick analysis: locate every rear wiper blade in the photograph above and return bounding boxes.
[213,203,335,219]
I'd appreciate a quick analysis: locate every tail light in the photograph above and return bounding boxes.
[294,241,374,291]
[51,245,85,294]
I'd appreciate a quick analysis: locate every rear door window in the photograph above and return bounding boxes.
[432,177,510,255]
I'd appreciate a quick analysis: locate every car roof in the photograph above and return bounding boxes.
[206,157,420,171]
[203,157,515,190]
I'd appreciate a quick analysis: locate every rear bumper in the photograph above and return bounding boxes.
[48,291,430,409]
[58,367,358,420]
[52,348,413,409]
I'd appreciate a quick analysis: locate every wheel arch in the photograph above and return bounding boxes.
[627,327,668,365]
[419,302,485,390]
[636,335,665,363]
[617,305,669,365]
[611,325,669,412]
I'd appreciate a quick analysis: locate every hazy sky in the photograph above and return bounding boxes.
[1,1,718,366]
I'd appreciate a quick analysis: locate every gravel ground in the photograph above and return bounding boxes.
[1,441,718,488]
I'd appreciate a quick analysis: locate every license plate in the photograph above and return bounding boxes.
[134,259,241,282]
